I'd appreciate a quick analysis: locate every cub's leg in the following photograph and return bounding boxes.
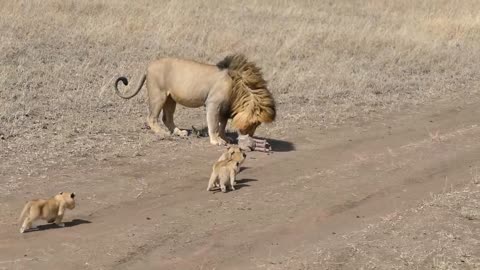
[20,206,39,233]
[54,202,67,227]
[207,171,219,191]
[54,214,65,227]
[220,182,227,193]
[162,96,188,137]
[20,216,33,233]
[229,170,236,191]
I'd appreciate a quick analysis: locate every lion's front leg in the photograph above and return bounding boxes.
[206,104,227,146]
[218,114,232,143]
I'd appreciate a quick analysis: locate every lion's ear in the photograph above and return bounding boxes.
[59,192,63,195]
[71,193,75,199]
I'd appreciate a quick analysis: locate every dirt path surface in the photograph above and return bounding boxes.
[1,98,480,270]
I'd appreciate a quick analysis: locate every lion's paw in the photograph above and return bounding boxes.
[174,128,189,137]
[210,137,227,146]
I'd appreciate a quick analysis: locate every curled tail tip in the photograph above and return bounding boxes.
[114,74,146,99]
[114,76,130,99]
[115,76,129,86]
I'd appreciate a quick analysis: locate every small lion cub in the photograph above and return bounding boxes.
[19,192,76,233]
[207,159,241,193]
[208,145,246,191]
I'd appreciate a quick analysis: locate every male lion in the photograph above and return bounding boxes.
[114,54,275,149]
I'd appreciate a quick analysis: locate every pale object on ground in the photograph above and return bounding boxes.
[237,134,271,152]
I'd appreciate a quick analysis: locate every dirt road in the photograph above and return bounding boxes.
[1,98,479,269]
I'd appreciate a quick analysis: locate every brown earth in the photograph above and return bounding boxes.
[1,97,479,270]
[2,1,480,269]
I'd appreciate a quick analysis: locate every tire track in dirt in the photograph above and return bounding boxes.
[118,100,480,269]
[1,99,479,270]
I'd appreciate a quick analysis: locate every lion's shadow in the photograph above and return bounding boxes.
[188,127,295,152]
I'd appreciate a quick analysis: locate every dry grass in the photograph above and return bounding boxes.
[1,0,480,176]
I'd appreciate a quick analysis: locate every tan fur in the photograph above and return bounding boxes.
[217,145,247,164]
[218,54,276,136]
[210,145,246,189]
[114,54,276,145]
[19,192,76,233]
[207,159,240,193]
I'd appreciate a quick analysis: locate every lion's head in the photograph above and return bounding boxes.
[58,192,76,210]
[220,54,276,136]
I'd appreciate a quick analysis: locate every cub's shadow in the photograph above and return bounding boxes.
[188,126,295,152]
[27,219,91,233]
[239,166,251,173]
[211,178,258,193]
[235,178,258,186]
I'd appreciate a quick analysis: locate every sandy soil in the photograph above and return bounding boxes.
[2,1,480,269]
[1,97,480,270]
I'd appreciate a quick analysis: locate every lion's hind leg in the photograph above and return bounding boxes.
[146,78,169,136]
[162,96,188,137]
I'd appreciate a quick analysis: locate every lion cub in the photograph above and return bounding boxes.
[207,159,241,193]
[217,145,246,186]
[19,192,76,233]
[207,146,247,192]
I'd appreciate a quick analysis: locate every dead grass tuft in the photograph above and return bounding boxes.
[1,0,480,177]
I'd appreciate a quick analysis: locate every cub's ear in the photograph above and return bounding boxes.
[59,192,63,195]
[71,193,75,199]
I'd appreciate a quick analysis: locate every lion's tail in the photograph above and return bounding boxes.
[18,201,32,223]
[217,54,276,126]
[114,74,147,99]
